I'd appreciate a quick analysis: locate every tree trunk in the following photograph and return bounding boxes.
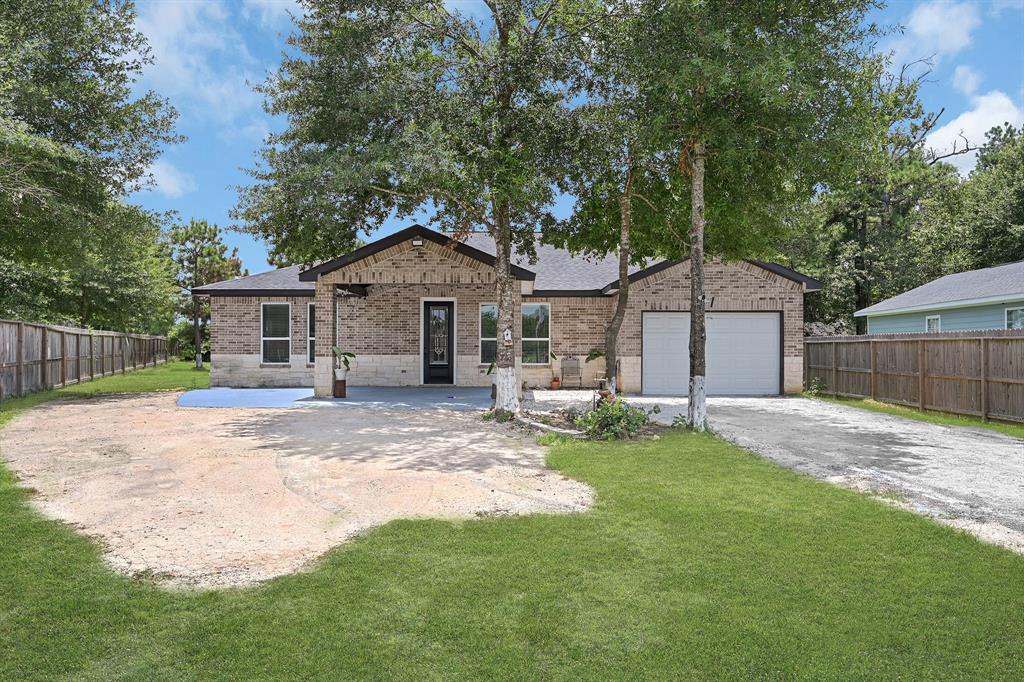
[687,142,708,430]
[853,213,870,335]
[604,162,634,396]
[192,296,203,369]
[493,202,519,414]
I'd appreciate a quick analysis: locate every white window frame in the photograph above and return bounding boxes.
[1006,307,1024,330]
[925,314,941,333]
[307,302,316,364]
[261,302,291,364]
[479,302,498,365]
[521,302,551,366]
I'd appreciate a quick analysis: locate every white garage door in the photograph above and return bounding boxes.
[641,312,780,396]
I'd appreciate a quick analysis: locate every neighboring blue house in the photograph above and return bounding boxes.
[855,260,1024,334]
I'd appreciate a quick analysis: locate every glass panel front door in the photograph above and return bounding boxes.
[423,302,454,383]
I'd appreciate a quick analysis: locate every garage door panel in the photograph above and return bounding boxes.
[642,312,779,396]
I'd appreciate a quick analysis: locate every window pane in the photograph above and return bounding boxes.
[480,304,498,338]
[308,339,315,363]
[481,339,496,364]
[263,339,289,363]
[522,340,549,364]
[429,306,448,365]
[1009,309,1024,330]
[263,304,289,338]
[522,304,549,338]
[926,317,940,332]
[308,304,315,337]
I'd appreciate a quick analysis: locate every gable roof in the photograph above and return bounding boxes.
[193,224,821,296]
[855,260,1024,317]
[297,225,535,282]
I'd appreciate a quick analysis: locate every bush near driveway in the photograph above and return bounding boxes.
[1,368,1023,679]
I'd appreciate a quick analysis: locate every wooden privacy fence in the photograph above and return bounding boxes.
[805,330,1024,423]
[0,319,169,401]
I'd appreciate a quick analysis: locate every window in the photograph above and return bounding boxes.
[480,303,497,364]
[522,303,550,364]
[925,315,941,333]
[261,303,291,363]
[1007,307,1024,330]
[307,303,316,363]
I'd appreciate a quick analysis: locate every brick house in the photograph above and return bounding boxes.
[194,225,820,397]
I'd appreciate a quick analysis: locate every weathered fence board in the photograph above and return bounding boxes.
[0,319,169,402]
[805,330,1024,423]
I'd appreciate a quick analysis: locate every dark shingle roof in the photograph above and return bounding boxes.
[193,226,820,296]
[192,265,314,296]
[855,260,1024,316]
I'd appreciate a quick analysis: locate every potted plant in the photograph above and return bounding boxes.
[332,347,355,380]
[548,351,560,389]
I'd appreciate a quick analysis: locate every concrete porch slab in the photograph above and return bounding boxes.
[177,386,494,411]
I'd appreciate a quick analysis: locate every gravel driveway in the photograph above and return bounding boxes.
[640,396,1024,553]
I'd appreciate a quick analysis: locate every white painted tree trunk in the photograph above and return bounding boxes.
[495,366,518,411]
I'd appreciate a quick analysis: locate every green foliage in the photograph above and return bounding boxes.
[169,320,208,362]
[331,348,355,370]
[234,1,580,264]
[576,397,655,440]
[0,0,181,195]
[169,220,246,358]
[804,377,828,397]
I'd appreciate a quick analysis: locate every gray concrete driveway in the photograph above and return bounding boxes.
[529,391,1024,552]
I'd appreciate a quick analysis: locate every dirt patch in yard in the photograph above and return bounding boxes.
[0,393,592,588]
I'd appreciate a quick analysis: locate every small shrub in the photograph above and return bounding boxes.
[576,398,654,440]
[804,377,827,397]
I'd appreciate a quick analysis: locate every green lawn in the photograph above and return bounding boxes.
[1,366,1023,679]
[0,360,209,429]
[805,393,1024,440]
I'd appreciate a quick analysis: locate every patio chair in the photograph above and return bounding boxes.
[561,356,583,389]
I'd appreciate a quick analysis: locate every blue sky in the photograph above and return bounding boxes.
[131,0,1024,274]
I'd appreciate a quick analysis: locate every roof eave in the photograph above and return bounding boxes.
[855,293,1024,317]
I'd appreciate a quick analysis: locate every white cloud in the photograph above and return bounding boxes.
[928,90,1024,175]
[241,0,300,30]
[136,1,261,125]
[149,160,197,198]
[952,65,982,95]
[890,1,982,67]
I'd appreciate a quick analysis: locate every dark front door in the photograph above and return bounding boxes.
[423,301,454,384]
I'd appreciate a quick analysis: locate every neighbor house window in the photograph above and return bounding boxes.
[262,303,291,363]
[522,303,550,364]
[307,303,316,363]
[925,315,941,333]
[480,303,497,364]
[1007,307,1024,330]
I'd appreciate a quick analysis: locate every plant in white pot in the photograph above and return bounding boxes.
[332,347,355,381]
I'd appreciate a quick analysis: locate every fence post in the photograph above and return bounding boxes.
[831,341,838,398]
[40,328,48,389]
[60,331,67,387]
[15,322,24,398]
[869,339,876,401]
[122,336,127,374]
[980,338,989,422]
[918,339,926,411]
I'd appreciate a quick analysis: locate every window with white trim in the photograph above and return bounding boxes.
[261,303,291,363]
[1007,307,1024,330]
[925,314,941,333]
[521,303,550,364]
[480,303,497,364]
[308,303,316,363]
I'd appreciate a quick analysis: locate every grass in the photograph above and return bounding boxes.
[0,360,209,429]
[805,393,1024,440]
[1,370,1023,678]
